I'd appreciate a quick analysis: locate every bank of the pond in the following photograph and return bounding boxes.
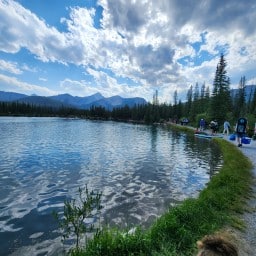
[73,126,253,256]
[167,123,256,255]
[222,134,256,256]
[170,124,256,255]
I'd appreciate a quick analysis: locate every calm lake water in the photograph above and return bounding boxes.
[0,117,222,255]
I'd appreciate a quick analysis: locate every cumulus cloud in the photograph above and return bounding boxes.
[0,0,85,64]
[0,0,255,102]
[0,59,37,75]
[59,75,153,100]
[0,74,56,95]
[39,77,47,82]
[0,60,23,74]
[60,78,88,93]
[101,0,148,33]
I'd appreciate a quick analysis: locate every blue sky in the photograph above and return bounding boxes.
[0,0,255,103]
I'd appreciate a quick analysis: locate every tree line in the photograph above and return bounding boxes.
[1,54,256,132]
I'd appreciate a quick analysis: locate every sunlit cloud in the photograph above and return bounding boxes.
[0,0,255,102]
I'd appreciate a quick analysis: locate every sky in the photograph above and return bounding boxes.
[0,0,255,103]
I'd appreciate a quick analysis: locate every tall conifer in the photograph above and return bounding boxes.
[210,54,231,123]
[233,76,246,118]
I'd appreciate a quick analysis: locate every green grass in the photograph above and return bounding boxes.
[73,138,253,256]
[166,124,195,134]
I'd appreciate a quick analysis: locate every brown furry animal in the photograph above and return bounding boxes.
[196,235,238,256]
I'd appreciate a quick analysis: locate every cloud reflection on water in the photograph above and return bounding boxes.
[0,117,223,255]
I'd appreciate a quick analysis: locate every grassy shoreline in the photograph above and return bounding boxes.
[74,126,253,256]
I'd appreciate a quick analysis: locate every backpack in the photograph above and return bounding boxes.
[229,134,236,141]
[236,118,247,133]
[210,121,216,129]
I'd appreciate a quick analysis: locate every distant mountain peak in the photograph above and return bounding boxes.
[92,92,103,97]
[0,91,147,110]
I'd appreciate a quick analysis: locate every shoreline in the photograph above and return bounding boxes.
[222,134,256,255]
[79,123,254,255]
[169,123,256,255]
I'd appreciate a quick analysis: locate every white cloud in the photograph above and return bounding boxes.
[59,74,153,101]
[0,74,56,95]
[0,0,83,64]
[60,78,88,93]
[21,64,37,73]
[0,0,255,103]
[0,59,38,76]
[0,60,22,74]
[39,77,47,82]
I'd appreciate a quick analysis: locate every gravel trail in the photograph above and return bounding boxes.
[223,135,256,255]
[174,125,256,254]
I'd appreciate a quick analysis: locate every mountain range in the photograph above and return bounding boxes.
[230,84,256,102]
[0,91,147,110]
[1,85,255,110]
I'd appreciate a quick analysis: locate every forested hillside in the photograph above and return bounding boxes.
[1,55,255,134]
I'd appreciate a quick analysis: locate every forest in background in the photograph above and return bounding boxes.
[1,54,256,135]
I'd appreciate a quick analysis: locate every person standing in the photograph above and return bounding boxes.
[223,120,230,136]
[199,119,206,131]
[210,120,218,135]
[235,117,248,147]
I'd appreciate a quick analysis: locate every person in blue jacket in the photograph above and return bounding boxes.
[199,119,206,131]
[235,117,248,147]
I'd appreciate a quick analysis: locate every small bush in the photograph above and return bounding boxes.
[53,186,102,253]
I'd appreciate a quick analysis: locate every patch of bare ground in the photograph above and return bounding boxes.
[223,136,256,256]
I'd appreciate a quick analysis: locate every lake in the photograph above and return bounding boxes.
[0,117,222,255]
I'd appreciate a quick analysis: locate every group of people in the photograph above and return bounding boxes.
[199,119,219,135]
[222,117,248,147]
[199,117,249,147]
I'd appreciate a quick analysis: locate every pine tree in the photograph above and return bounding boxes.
[190,83,200,122]
[199,82,209,114]
[200,82,205,99]
[233,76,246,119]
[210,54,231,123]
[172,90,178,119]
[184,85,193,117]
[250,88,256,115]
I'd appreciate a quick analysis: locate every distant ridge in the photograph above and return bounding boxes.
[230,84,256,102]
[49,93,105,108]
[0,91,28,102]
[0,91,147,110]
[16,96,68,108]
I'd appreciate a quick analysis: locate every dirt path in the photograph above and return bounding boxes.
[172,124,256,254]
[222,135,256,255]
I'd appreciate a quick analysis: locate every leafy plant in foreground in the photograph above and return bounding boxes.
[53,186,102,253]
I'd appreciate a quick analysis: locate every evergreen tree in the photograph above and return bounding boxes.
[190,83,200,121]
[199,82,208,114]
[200,82,205,99]
[205,86,210,99]
[177,100,183,120]
[247,84,255,112]
[204,85,211,115]
[249,88,256,115]
[233,76,246,119]
[173,90,178,106]
[184,85,193,117]
[210,54,231,123]
[172,90,178,119]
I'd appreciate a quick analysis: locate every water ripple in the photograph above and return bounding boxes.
[0,117,223,255]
